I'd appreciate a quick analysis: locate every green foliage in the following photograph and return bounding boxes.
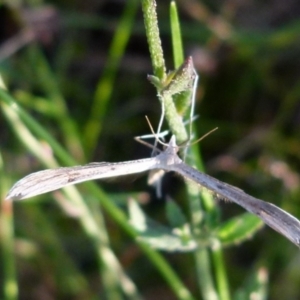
[1,0,300,300]
[129,198,196,252]
[216,213,264,246]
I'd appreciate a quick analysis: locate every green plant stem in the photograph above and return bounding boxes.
[185,175,219,300]
[141,0,166,80]
[84,0,139,157]
[141,1,231,299]
[26,46,86,162]
[163,94,189,143]
[194,249,219,300]
[21,206,95,298]
[0,153,18,300]
[170,1,184,68]
[212,243,231,300]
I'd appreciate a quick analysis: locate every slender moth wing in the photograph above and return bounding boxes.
[152,136,300,246]
[167,162,300,247]
[6,158,160,200]
[6,137,180,201]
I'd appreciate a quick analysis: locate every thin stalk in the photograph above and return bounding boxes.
[212,243,231,300]
[141,1,231,299]
[170,1,184,68]
[84,0,139,156]
[0,153,18,300]
[141,0,166,80]
[26,45,85,161]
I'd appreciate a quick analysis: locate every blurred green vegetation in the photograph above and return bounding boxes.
[1,1,300,299]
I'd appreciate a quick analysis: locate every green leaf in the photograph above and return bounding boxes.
[170,1,184,68]
[137,223,197,252]
[215,213,264,246]
[147,74,164,90]
[166,198,187,228]
[161,57,196,98]
[128,198,147,232]
[128,199,197,252]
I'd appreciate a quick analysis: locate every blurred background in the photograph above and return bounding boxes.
[1,0,300,299]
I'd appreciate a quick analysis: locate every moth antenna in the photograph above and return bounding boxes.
[134,136,162,152]
[145,116,170,148]
[189,127,218,146]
